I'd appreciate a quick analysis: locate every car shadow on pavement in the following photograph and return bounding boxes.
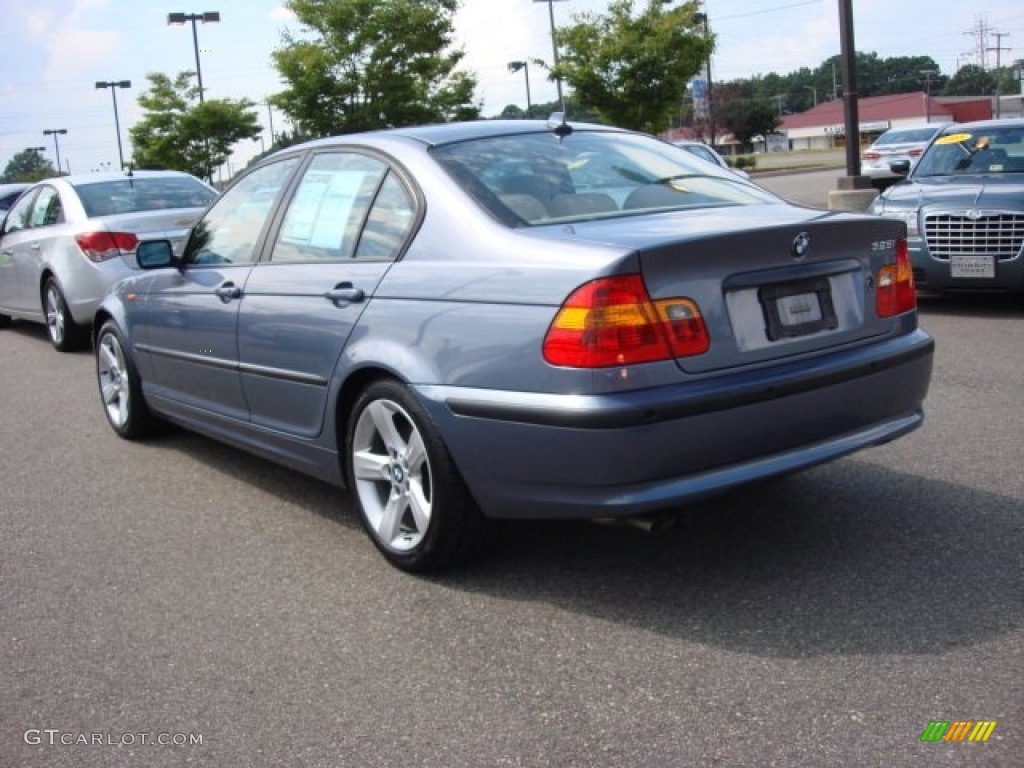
[114,365,1021,663]
[917,291,1024,318]
[5,317,95,354]
[156,421,1022,660]
[437,459,1023,660]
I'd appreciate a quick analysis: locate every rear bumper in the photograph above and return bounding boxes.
[416,329,934,519]
[61,258,135,325]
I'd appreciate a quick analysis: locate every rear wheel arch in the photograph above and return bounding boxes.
[337,371,489,571]
[92,308,114,345]
[334,367,402,470]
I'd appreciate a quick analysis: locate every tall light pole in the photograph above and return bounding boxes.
[263,101,276,147]
[533,0,569,114]
[43,129,68,176]
[507,61,534,118]
[693,11,713,143]
[828,0,875,212]
[95,80,131,170]
[837,0,862,179]
[167,11,220,103]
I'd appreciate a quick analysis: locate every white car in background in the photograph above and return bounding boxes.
[862,123,955,188]
[673,140,751,179]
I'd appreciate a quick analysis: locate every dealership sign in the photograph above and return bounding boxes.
[824,121,891,135]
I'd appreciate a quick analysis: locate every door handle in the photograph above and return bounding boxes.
[324,283,365,305]
[214,283,242,302]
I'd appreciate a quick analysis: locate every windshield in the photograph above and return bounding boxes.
[73,176,215,217]
[913,126,1024,177]
[432,130,779,226]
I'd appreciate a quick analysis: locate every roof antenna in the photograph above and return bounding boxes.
[547,111,573,138]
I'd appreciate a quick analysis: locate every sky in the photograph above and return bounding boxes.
[1,0,1022,178]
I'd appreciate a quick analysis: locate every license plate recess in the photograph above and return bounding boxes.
[759,277,838,341]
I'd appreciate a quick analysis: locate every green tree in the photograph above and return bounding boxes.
[717,98,779,147]
[947,63,1020,98]
[2,149,57,183]
[271,0,479,136]
[129,72,261,179]
[552,0,712,133]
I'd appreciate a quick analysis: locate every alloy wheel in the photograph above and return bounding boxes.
[351,398,433,552]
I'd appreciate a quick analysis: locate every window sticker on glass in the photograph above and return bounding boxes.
[281,171,371,249]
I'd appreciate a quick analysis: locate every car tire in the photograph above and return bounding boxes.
[346,379,488,572]
[43,278,88,352]
[96,320,157,439]
[0,313,11,329]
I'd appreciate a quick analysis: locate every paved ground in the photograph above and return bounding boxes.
[1,293,1021,765]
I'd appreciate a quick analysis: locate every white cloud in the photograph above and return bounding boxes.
[42,26,120,84]
[270,5,296,23]
[24,9,53,38]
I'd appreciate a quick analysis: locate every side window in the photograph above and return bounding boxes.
[3,189,38,234]
[354,173,416,261]
[183,157,300,267]
[29,187,63,228]
[270,153,388,263]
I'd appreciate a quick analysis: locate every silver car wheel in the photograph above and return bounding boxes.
[45,282,65,345]
[97,331,131,429]
[351,398,433,553]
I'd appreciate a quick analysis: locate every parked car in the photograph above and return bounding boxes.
[673,140,750,178]
[0,170,215,350]
[861,123,954,188]
[0,182,31,212]
[870,118,1024,294]
[0,183,30,214]
[93,120,933,571]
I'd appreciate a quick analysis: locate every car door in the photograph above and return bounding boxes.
[238,151,418,437]
[137,157,302,420]
[0,188,40,314]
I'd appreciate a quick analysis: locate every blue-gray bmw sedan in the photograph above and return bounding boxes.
[93,120,934,571]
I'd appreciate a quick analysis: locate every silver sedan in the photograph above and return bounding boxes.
[0,171,214,350]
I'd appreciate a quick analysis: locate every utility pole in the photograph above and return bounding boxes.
[988,32,1011,118]
[920,69,938,121]
[964,15,992,69]
[828,0,874,212]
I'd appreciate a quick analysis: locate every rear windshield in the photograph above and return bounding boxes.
[431,130,779,227]
[73,177,214,217]
[913,126,1024,177]
[874,127,940,145]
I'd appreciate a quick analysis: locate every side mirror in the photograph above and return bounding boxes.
[889,160,911,176]
[136,240,177,269]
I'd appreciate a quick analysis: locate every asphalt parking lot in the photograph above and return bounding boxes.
[1,290,1021,767]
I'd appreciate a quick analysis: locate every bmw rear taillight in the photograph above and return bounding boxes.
[908,148,924,158]
[542,274,709,368]
[74,231,139,263]
[863,151,881,161]
[876,240,916,318]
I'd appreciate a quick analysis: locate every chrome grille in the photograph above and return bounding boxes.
[924,212,1024,261]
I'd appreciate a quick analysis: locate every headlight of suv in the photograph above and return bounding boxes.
[876,208,920,237]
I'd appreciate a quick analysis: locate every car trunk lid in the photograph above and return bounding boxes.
[547,205,909,375]
[94,207,205,257]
